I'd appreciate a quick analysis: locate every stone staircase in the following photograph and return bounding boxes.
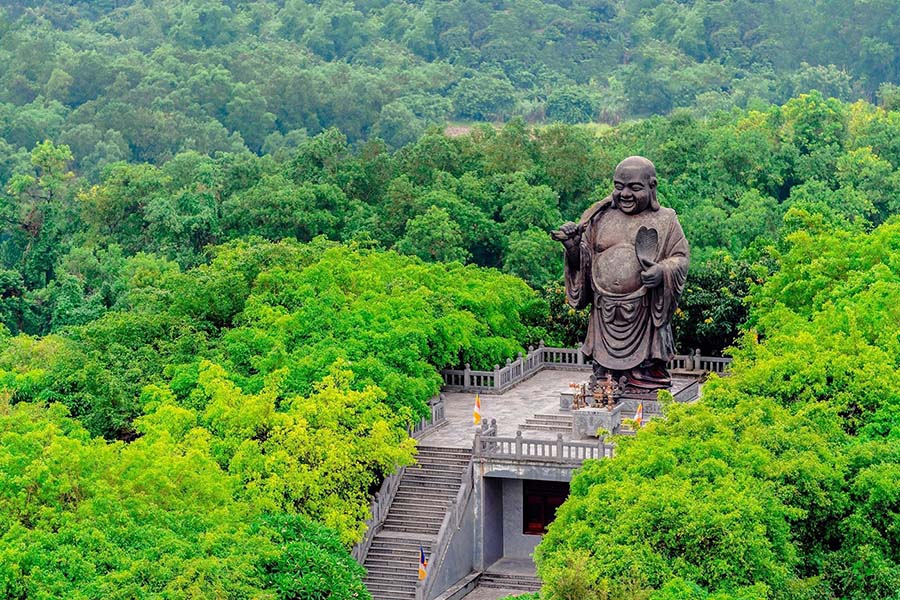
[518,413,573,433]
[479,571,542,592]
[363,446,473,600]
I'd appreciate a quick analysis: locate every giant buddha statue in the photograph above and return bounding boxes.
[552,156,689,392]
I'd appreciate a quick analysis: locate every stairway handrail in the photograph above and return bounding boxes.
[415,457,475,600]
[351,464,406,563]
[408,395,447,438]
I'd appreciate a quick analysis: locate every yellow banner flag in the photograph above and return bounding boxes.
[473,393,482,425]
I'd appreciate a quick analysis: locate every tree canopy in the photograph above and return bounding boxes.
[0,238,542,596]
[536,219,900,600]
[0,0,898,168]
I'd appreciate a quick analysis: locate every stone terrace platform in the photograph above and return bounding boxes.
[419,369,696,449]
[420,370,576,448]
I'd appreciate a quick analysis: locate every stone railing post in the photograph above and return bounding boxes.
[556,433,564,462]
[515,430,523,460]
[474,427,482,457]
[464,363,471,389]
[692,349,701,371]
[493,364,500,390]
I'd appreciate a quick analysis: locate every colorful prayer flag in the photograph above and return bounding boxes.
[418,545,428,580]
[634,401,643,427]
[473,393,482,425]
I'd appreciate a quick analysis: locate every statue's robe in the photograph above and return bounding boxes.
[565,198,689,371]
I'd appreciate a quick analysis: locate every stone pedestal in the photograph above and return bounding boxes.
[573,404,622,438]
[560,392,573,411]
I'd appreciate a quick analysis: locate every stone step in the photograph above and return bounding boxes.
[369,536,433,548]
[366,554,431,568]
[417,445,473,453]
[416,448,473,457]
[416,449,473,460]
[394,490,457,502]
[365,565,419,587]
[365,590,415,600]
[403,467,465,478]
[479,572,542,592]
[398,474,462,485]
[518,422,572,432]
[388,506,450,519]
[383,522,442,535]
[366,552,431,565]
[522,418,572,427]
[386,505,449,515]
[395,480,459,491]
[530,413,574,422]
[400,475,463,487]
[383,514,444,526]
[364,556,426,569]
[363,578,417,599]
[396,483,460,495]
[364,567,420,577]
[392,488,455,499]
[368,539,433,554]
[415,453,472,461]
[367,541,432,554]
[389,496,451,507]
[411,463,468,472]
[400,470,463,479]
[414,453,471,462]
[406,463,468,474]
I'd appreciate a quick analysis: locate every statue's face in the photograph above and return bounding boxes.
[613,165,655,214]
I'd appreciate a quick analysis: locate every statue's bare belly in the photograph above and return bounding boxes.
[592,244,643,294]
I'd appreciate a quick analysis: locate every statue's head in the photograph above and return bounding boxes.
[612,156,659,214]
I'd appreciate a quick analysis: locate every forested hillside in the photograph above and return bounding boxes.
[3,93,900,355]
[2,1,900,598]
[0,0,899,172]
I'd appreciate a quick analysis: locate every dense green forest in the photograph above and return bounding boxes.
[0,240,539,597]
[2,1,900,598]
[4,93,900,598]
[536,220,900,599]
[3,93,900,355]
[0,0,899,172]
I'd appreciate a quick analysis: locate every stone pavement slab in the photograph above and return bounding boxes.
[484,557,538,576]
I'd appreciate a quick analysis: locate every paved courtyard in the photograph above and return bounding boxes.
[419,369,588,448]
[419,368,696,449]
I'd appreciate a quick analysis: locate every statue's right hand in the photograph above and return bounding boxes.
[551,222,581,250]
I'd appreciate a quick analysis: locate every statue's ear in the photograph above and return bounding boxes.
[649,179,661,211]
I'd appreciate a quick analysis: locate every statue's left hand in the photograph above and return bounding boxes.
[641,264,663,287]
